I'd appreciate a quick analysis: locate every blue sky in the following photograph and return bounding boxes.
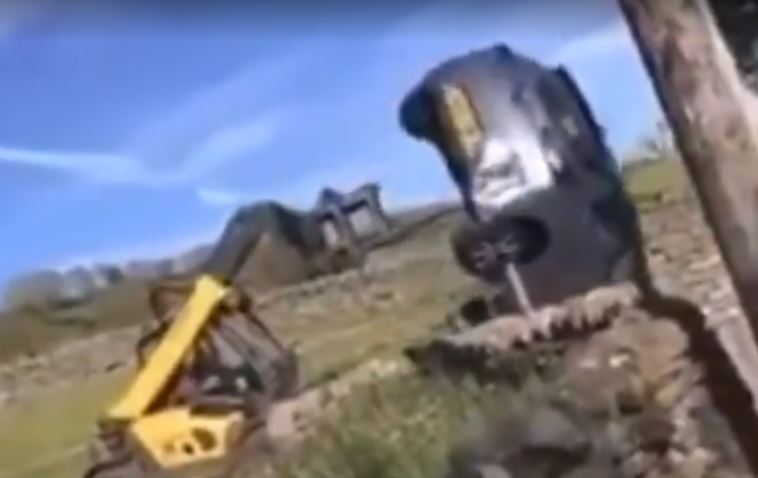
[0,0,662,291]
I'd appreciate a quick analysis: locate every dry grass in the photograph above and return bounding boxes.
[622,156,691,209]
[0,370,130,478]
[0,280,150,362]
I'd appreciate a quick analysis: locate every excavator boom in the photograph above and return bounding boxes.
[106,275,228,421]
[83,207,299,478]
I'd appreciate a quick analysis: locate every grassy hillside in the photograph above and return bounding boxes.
[0,206,458,364]
[0,370,129,478]
[0,157,692,478]
[622,157,691,208]
[0,160,687,365]
[260,375,545,478]
[0,206,476,478]
[0,280,150,362]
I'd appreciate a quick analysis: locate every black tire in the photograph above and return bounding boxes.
[451,214,550,283]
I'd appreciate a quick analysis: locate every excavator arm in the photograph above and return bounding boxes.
[84,208,299,477]
[107,206,265,420]
[105,275,229,421]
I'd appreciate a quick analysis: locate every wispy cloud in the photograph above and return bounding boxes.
[0,41,322,189]
[0,106,291,187]
[123,46,329,162]
[196,186,253,207]
[0,145,145,182]
[0,2,41,42]
[551,18,629,63]
[184,107,292,171]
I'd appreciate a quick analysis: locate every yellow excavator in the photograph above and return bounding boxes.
[83,209,300,478]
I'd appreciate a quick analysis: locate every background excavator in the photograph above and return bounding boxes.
[82,207,301,478]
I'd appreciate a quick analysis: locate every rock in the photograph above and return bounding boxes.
[404,283,641,383]
[629,409,676,454]
[473,464,512,478]
[520,407,590,458]
[562,460,622,478]
[621,451,660,477]
[57,266,98,305]
[422,267,754,478]
[672,447,715,478]
[446,404,593,478]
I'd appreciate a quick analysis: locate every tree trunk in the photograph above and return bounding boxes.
[618,0,758,470]
[617,0,758,354]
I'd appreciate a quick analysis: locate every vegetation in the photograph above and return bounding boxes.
[619,121,693,210]
[622,156,690,208]
[0,207,461,364]
[0,218,471,478]
[259,375,551,478]
[0,370,129,478]
[0,136,686,365]
[0,280,150,362]
[259,130,691,478]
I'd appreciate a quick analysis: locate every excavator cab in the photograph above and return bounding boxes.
[83,211,299,478]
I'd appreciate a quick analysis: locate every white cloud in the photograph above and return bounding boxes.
[196,187,252,207]
[0,46,319,188]
[184,107,292,172]
[0,106,290,187]
[551,19,629,63]
[123,46,330,161]
[0,145,146,182]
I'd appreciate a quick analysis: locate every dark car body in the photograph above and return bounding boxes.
[399,44,644,308]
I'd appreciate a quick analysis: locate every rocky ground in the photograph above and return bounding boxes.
[255,189,758,478]
[404,282,754,478]
[640,196,758,410]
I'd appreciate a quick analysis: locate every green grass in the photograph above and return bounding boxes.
[258,375,551,478]
[0,244,472,478]
[622,157,690,209]
[267,257,476,386]
[0,369,130,478]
